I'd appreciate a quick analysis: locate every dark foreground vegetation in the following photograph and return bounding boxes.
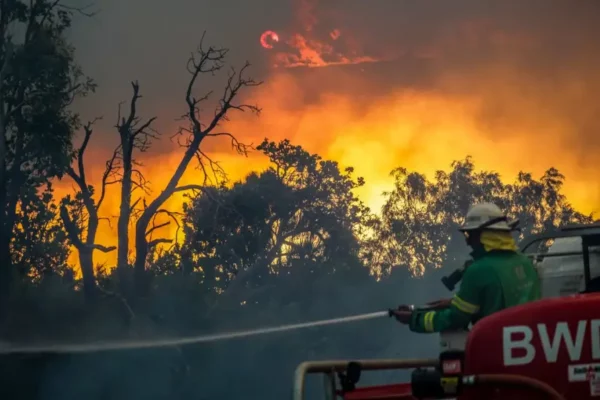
[0,1,593,399]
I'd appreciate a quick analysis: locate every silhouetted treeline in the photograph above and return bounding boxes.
[0,2,593,400]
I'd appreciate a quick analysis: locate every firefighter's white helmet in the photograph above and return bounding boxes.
[459,202,513,232]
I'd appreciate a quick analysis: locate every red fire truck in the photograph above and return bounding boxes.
[292,223,600,400]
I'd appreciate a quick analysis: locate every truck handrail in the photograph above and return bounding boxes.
[292,358,438,400]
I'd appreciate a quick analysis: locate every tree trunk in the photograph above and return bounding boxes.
[0,127,9,317]
[133,136,201,295]
[0,228,13,322]
[117,142,132,272]
[0,38,10,320]
[78,248,96,303]
[0,168,22,317]
[81,206,100,303]
[133,192,166,295]
[60,202,102,305]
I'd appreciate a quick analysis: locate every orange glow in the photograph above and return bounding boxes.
[50,1,600,274]
[270,0,380,68]
[260,30,279,49]
[223,72,600,217]
[273,33,380,68]
[52,67,600,271]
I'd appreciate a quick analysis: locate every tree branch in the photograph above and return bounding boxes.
[57,2,99,18]
[89,244,116,253]
[97,144,120,209]
[148,238,172,249]
[76,119,100,189]
[116,81,159,153]
[98,216,112,228]
[133,33,262,288]
[59,203,84,249]
[205,131,253,154]
[146,221,170,237]
[173,184,205,194]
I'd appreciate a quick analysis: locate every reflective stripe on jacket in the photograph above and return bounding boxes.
[409,232,540,333]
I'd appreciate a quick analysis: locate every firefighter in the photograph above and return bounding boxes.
[391,202,541,333]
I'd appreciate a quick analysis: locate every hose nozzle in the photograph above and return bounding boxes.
[388,305,415,317]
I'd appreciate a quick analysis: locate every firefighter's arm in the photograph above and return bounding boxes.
[409,266,482,333]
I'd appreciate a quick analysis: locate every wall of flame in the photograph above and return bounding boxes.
[52,0,600,271]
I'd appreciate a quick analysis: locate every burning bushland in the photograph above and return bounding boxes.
[0,0,598,399]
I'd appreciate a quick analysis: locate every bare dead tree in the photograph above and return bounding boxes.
[133,34,261,294]
[60,120,118,302]
[114,82,157,275]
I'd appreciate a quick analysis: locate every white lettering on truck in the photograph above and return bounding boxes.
[503,319,600,366]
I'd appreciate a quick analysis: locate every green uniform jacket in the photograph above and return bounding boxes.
[409,249,541,333]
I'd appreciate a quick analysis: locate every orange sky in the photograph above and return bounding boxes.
[52,69,599,269]
[52,0,600,271]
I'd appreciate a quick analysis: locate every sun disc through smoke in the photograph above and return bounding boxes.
[260,30,279,49]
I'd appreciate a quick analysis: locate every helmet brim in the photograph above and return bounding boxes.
[458,221,513,232]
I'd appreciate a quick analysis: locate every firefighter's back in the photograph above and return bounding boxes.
[470,250,541,320]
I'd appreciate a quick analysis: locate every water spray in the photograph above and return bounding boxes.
[0,310,390,354]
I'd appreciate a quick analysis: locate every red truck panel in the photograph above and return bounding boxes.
[462,293,600,399]
[342,383,415,400]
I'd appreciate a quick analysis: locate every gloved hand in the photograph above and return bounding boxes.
[389,305,413,325]
[425,298,452,310]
